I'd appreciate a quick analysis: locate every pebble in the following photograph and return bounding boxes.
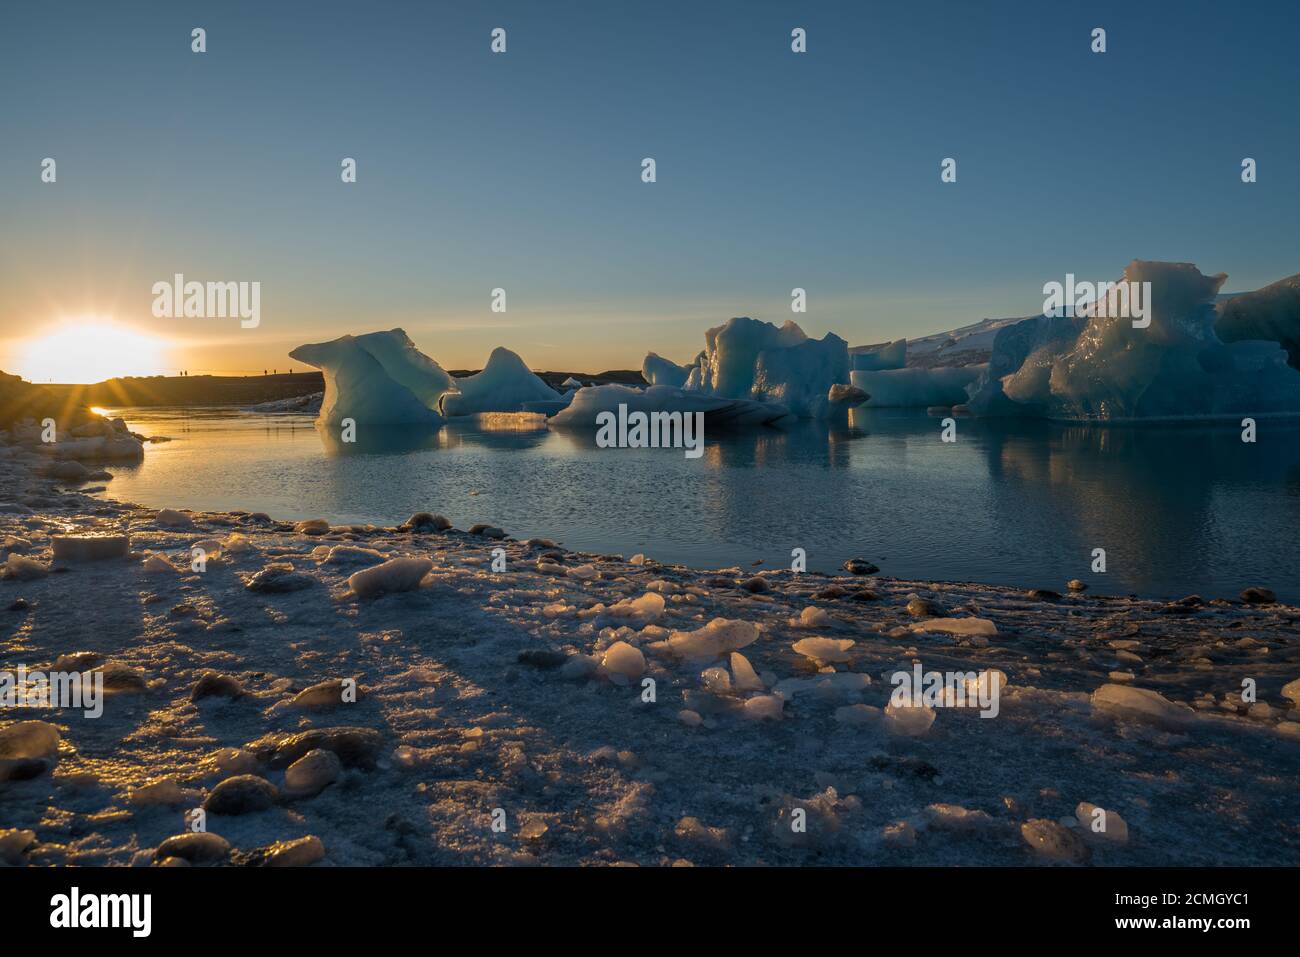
[204,774,280,815]
[265,835,326,867]
[154,832,231,864]
[843,558,879,575]
[191,672,245,702]
[1240,587,1276,604]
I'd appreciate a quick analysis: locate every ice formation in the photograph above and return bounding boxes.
[853,366,984,408]
[549,383,791,429]
[1214,272,1300,370]
[850,339,907,371]
[966,261,1300,419]
[683,317,856,419]
[439,347,561,416]
[289,329,453,427]
[642,352,691,388]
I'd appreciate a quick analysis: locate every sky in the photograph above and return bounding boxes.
[1,0,1298,380]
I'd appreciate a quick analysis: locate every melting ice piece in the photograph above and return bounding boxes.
[289,329,452,426]
[440,347,561,416]
[549,383,791,430]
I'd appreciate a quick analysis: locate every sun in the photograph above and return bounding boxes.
[17,320,170,384]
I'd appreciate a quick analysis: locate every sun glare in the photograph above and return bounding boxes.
[17,321,169,384]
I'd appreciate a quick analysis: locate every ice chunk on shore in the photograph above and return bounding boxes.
[907,617,998,637]
[884,701,936,737]
[0,720,61,759]
[665,618,759,660]
[1075,802,1129,844]
[289,329,451,427]
[1090,683,1195,729]
[601,641,646,681]
[347,557,433,598]
[440,347,561,416]
[791,636,854,664]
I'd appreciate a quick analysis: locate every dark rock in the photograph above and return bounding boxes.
[843,558,879,575]
[191,672,245,703]
[7,598,30,612]
[813,586,847,600]
[906,597,943,618]
[250,726,384,770]
[1027,589,1062,602]
[517,649,568,670]
[468,524,506,539]
[402,512,451,532]
[1240,587,1276,604]
[203,774,279,815]
[242,563,315,593]
[739,576,770,594]
[849,589,880,602]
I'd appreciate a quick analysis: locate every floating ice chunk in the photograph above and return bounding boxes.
[791,636,854,665]
[907,617,998,637]
[853,366,984,408]
[884,701,936,737]
[605,592,665,627]
[1090,683,1195,729]
[289,329,451,427]
[1075,802,1129,844]
[440,347,561,416]
[601,641,646,681]
[347,557,433,598]
[642,353,691,388]
[665,618,759,660]
[549,383,789,430]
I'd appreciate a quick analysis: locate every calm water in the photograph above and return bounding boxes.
[95,407,1300,602]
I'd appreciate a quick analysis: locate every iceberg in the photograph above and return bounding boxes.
[1215,273,1300,371]
[850,339,906,371]
[288,329,452,427]
[642,352,691,388]
[440,347,562,416]
[549,383,791,430]
[853,366,984,408]
[967,261,1300,420]
[682,317,855,419]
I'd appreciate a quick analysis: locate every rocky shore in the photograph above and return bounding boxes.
[2,424,1299,866]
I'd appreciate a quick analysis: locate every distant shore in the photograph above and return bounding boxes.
[41,369,647,410]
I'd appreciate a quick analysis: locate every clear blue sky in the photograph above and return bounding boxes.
[1,0,1297,375]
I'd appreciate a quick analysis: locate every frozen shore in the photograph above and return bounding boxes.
[2,441,1299,867]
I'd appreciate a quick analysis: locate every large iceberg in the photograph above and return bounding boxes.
[440,347,562,416]
[288,329,452,427]
[850,339,907,371]
[967,261,1300,419]
[853,365,985,408]
[680,317,858,419]
[1215,273,1300,371]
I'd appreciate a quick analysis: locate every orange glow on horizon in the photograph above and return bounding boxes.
[15,320,170,384]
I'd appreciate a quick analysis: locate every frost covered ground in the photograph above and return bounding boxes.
[2,442,1299,867]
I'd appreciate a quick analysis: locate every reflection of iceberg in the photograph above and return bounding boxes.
[550,384,792,430]
[967,261,1300,419]
[289,329,452,426]
[440,347,562,416]
[853,366,984,408]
